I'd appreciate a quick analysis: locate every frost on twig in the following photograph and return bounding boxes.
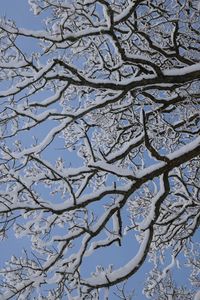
[0,0,199,298]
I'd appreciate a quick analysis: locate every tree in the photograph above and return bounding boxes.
[0,0,199,298]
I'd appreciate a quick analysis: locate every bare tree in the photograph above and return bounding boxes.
[0,0,199,299]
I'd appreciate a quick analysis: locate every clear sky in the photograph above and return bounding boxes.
[1,0,42,29]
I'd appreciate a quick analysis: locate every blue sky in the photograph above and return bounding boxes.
[1,0,41,29]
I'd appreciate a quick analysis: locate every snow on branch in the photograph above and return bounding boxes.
[0,0,199,298]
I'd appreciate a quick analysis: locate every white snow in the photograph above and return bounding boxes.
[85,229,151,286]
[88,161,134,178]
[114,2,134,23]
[107,133,144,161]
[138,136,200,179]
[139,175,165,230]
[194,290,200,300]
[163,63,200,76]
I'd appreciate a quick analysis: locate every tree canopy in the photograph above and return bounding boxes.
[0,0,199,299]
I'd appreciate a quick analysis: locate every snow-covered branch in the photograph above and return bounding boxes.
[0,0,199,298]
